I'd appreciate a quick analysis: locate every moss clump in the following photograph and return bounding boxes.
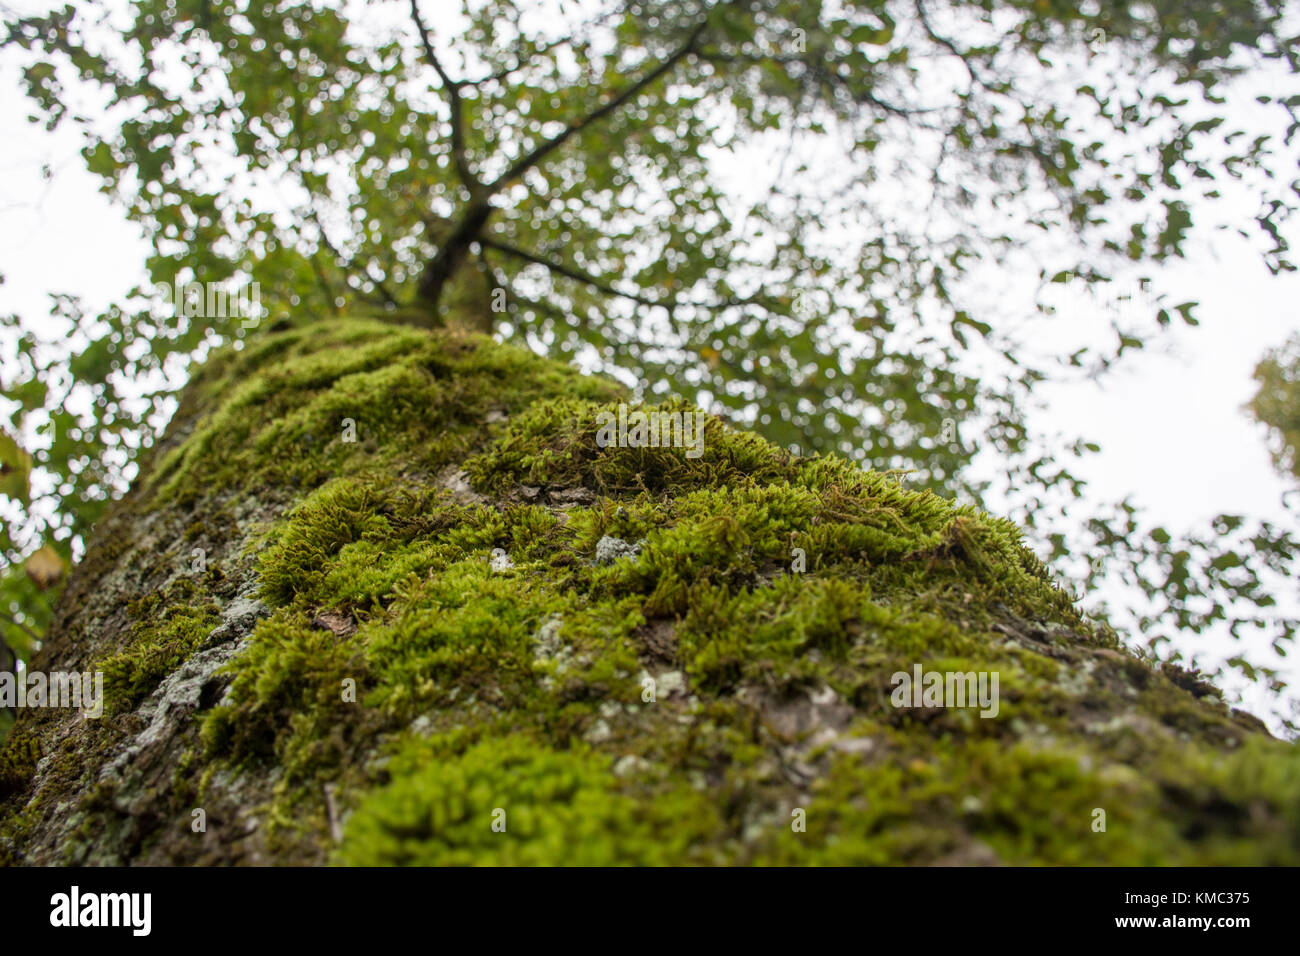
[0,730,40,801]
[200,609,373,773]
[336,733,727,865]
[145,320,620,508]
[463,397,797,497]
[97,582,222,714]
[7,316,1299,866]
[724,729,1297,865]
[255,477,408,608]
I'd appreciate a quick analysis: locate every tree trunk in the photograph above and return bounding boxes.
[1,316,1296,865]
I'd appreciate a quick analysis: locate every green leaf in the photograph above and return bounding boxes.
[0,430,32,505]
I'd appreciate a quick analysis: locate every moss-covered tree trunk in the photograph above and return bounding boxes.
[2,317,1297,865]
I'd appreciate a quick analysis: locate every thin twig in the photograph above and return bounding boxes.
[488,18,710,191]
[0,609,41,645]
[410,0,476,187]
[479,237,670,311]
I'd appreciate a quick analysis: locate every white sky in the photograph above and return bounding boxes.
[1035,235,1300,730]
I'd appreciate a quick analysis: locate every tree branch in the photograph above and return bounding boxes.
[417,11,717,313]
[460,1,634,88]
[487,18,710,191]
[913,0,994,94]
[305,205,399,307]
[695,49,934,120]
[464,35,586,88]
[410,0,476,188]
[480,237,671,312]
[480,235,811,329]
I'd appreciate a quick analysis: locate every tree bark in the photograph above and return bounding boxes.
[1,315,1296,866]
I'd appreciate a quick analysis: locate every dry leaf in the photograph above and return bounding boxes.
[311,610,357,639]
[25,545,65,590]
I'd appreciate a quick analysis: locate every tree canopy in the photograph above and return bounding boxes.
[2,0,1299,728]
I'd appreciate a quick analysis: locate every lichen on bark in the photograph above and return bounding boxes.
[2,316,1297,866]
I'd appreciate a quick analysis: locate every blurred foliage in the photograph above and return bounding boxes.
[1064,503,1300,730]
[1,0,1299,727]
[1250,332,1300,481]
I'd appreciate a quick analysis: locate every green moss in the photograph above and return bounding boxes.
[335,733,727,865]
[746,731,1300,865]
[201,608,372,773]
[463,397,797,497]
[98,586,221,715]
[0,728,40,800]
[0,708,128,863]
[255,477,405,608]
[145,320,620,508]
[10,316,1298,866]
